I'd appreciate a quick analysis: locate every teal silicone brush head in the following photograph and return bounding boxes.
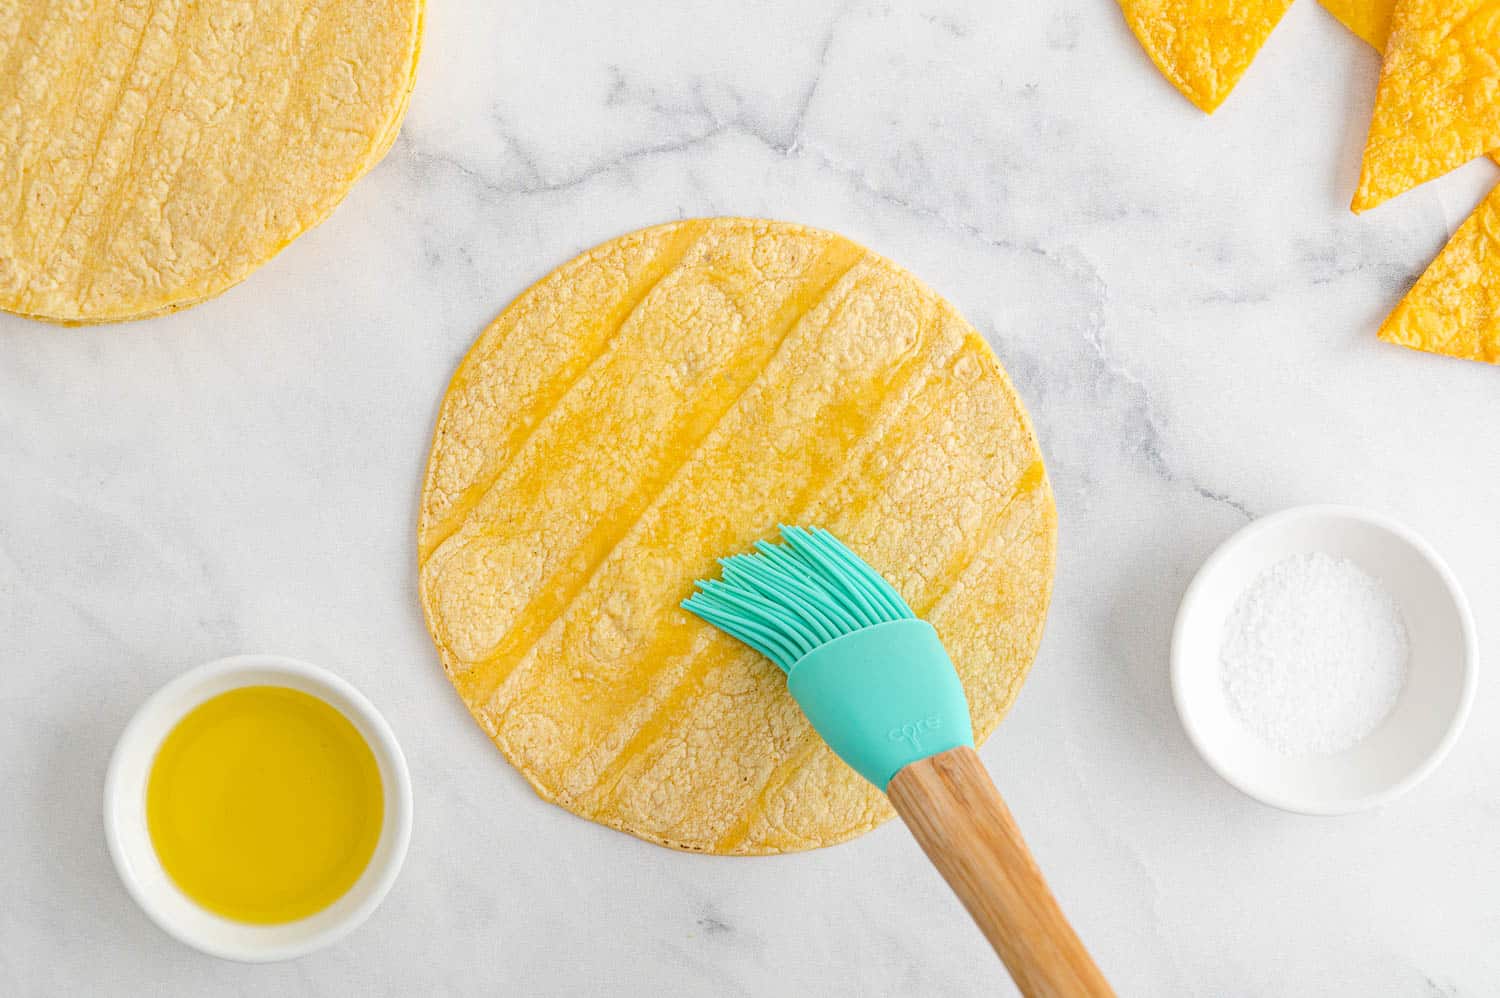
[683,525,973,790]
[681,526,914,673]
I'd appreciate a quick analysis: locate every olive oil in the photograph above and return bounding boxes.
[146,686,383,924]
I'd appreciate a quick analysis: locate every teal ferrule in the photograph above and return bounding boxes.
[785,618,974,791]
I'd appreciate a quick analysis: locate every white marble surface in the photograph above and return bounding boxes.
[3,1,1497,994]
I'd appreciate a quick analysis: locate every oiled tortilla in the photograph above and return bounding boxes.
[419,218,1057,854]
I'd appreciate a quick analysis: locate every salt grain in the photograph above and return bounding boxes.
[1220,552,1409,755]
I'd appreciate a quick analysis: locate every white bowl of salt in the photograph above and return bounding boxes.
[1172,505,1476,814]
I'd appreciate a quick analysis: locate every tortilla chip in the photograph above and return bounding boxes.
[1353,0,1500,212]
[1323,0,1500,169]
[0,0,424,324]
[417,219,1057,854]
[1319,0,1395,48]
[1379,182,1500,363]
[1117,0,1294,113]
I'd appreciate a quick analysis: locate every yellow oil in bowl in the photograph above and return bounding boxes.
[146,686,384,924]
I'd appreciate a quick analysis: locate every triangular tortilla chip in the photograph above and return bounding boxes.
[1323,0,1500,166]
[1353,0,1500,212]
[1380,182,1500,363]
[1319,0,1395,48]
[1118,0,1294,113]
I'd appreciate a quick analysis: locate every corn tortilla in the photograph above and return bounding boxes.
[1353,0,1500,212]
[1320,0,1394,49]
[1117,0,1293,114]
[1380,181,1500,363]
[0,0,424,324]
[1322,0,1500,168]
[417,219,1057,854]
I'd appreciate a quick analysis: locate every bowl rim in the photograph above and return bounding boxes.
[1170,504,1478,815]
[103,654,413,962]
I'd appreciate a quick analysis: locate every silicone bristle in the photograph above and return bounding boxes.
[681,526,916,673]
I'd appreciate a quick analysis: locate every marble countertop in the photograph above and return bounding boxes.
[3,1,1497,994]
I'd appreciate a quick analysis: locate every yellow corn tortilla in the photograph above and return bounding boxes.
[1323,0,1500,171]
[1352,0,1500,212]
[0,0,424,324]
[1117,0,1294,114]
[1380,182,1500,363]
[1320,0,1394,48]
[418,219,1057,854]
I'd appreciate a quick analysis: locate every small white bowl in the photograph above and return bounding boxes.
[104,655,413,962]
[1172,505,1477,814]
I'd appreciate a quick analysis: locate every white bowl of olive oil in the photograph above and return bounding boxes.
[105,655,412,962]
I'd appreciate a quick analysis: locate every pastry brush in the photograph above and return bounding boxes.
[683,525,1111,998]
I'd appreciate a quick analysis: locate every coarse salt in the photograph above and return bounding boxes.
[1220,552,1409,755]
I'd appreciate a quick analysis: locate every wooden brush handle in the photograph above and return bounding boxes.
[887,746,1113,997]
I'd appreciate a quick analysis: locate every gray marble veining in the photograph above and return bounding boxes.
[3,1,1497,994]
